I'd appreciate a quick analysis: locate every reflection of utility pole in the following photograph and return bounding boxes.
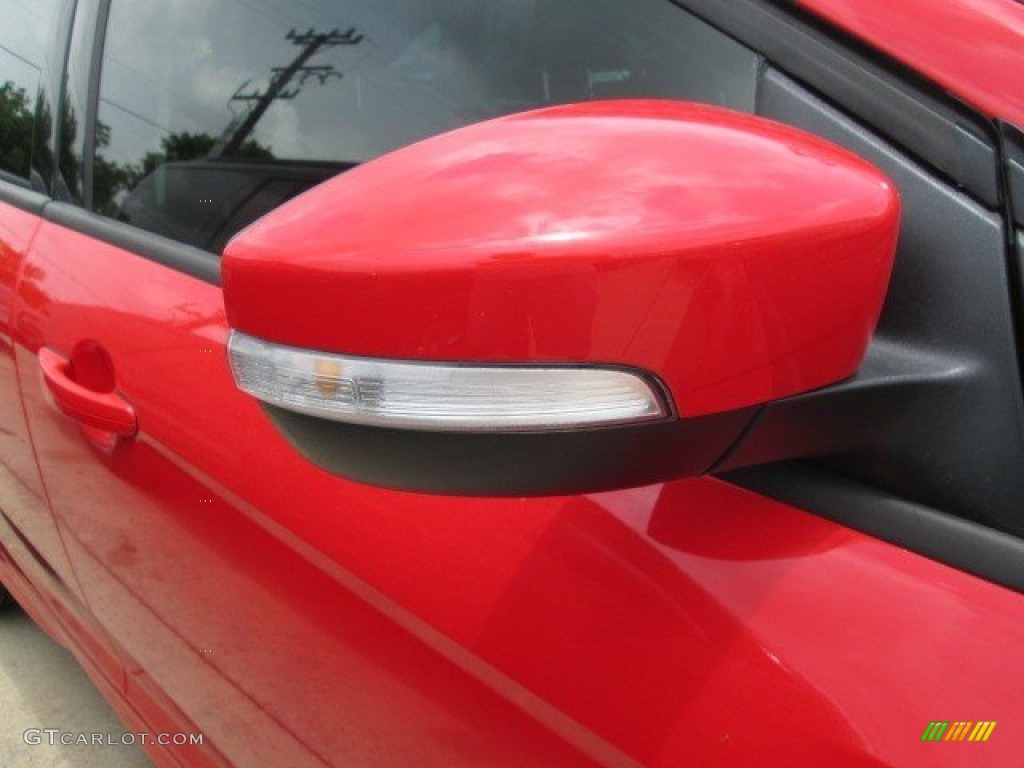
[211,27,363,157]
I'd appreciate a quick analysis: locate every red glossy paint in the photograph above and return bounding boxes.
[0,201,82,596]
[0,531,220,768]
[38,347,138,437]
[8,220,1021,767]
[224,101,899,417]
[2,3,1022,767]
[799,0,1024,128]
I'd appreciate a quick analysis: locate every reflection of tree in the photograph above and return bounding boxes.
[32,90,54,187]
[93,131,273,217]
[0,81,34,178]
[0,81,55,187]
[59,92,82,201]
[93,121,133,215]
[137,131,273,178]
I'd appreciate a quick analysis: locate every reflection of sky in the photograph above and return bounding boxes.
[97,0,758,168]
[0,0,62,97]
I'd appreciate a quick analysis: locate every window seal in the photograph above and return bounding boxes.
[0,177,50,215]
[44,201,221,285]
[1005,123,1024,229]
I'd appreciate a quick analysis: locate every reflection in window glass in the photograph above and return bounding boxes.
[59,0,102,204]
[95,0,758,252]
[0,0,63,185]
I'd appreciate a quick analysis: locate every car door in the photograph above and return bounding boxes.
[12,1,1024,767]
[0,0,68,588]
[0,0,134,713]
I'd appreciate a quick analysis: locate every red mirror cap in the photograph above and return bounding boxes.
[223,100,899,418]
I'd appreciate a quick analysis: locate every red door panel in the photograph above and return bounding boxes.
[0,201,79,594]
[16,219,1024,766]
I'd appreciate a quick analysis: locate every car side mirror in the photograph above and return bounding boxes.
[222,100,899,495]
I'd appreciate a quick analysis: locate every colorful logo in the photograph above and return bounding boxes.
[921,722,996,742]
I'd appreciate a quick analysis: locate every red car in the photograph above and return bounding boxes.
[2,1,1023,765]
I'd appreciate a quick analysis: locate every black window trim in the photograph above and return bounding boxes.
[0,179,222,285]
[1006,123,1024,229]
[1001,124,1024,443]
[727,462,1024,594]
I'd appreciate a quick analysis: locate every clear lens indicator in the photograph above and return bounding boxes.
[228,331,670,433]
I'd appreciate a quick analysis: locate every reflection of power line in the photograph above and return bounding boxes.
[0,42,40,72]
[211,26,362,157]
[98,96,172,135]
[226,0,380,56]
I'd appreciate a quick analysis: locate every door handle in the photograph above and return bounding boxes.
[38,346,138,438]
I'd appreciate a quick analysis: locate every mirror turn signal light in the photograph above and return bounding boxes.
[228,331,671,433]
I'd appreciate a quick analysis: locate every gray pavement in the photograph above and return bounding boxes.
[0,602,152,767]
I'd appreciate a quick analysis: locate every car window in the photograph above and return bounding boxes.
[92,0,758,252]
[0,0,64,186]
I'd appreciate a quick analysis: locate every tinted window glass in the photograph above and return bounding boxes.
[95,0,758,252]
[0,0,64,185]
[58,0,103,205]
